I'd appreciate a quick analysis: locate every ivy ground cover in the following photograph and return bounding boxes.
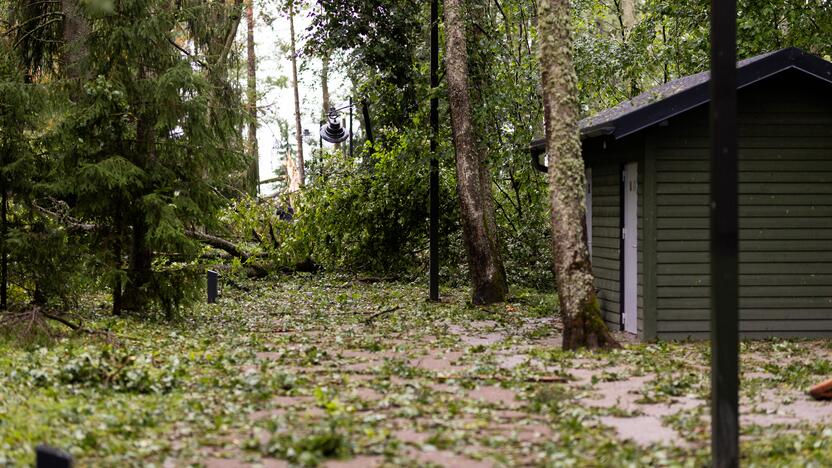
[1,275,832,466]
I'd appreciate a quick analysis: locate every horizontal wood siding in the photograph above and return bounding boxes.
[652,70,832,339]
[585,137,644,333]
[589,160,621,328]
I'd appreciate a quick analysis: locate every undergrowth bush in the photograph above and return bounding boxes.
[223,126,554,290]
[225,128,463,280]
[21,346,185,394]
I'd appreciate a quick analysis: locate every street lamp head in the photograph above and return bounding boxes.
[320,107,349,144]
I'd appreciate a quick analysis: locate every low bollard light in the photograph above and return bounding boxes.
[207,270,218,304]
[36,445,73,468]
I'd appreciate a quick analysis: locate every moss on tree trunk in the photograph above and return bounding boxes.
[538,0,619,350]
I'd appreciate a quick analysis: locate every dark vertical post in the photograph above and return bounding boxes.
[319,119,324,180]
[349,97,354,160]
[1,170,6,311]
[429,0,440,302]
[36,445,73,468]
[361,99,374,144]
[207,270,218,304]
[710,0,739,466]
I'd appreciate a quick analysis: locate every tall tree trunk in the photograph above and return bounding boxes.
[444,0,508,305]
[616,0,639,96]
[122,103,156,313]
[321,53,331,119]
[245,0,260,196]
[60,0,89,80]
[121,214,153,312]
[620,0,636,32]
[285,148,301,193]
[539,0,619,350]
[288,0,305,186]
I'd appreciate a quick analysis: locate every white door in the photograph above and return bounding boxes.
[623,162,638,334]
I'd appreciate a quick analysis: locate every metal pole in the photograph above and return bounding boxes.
[349,97,353,160]
[361,99,374,144]
[1,151,6,311]
[710,0,739,466]
[429,0,440,301]
[319,120,324,180]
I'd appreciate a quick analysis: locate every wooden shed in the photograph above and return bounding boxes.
[531,48,832,341]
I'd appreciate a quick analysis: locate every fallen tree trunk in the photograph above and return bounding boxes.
[31,204,287,278]
[186,229,270,278]
[186,229,250,260]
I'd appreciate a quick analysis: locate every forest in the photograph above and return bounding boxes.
[1,0,832,466]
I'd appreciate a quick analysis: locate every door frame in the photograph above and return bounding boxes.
[620,162,638,334]
[585,167,592,256]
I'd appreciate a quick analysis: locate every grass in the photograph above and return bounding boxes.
[0,274,830,466]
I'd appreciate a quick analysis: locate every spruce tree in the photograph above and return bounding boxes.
[50,0,246,316]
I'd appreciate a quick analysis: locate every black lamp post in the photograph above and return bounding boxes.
[429,0,440,302]
[709,0,739,466]
[320,107,349,145]
[319,97,375,160]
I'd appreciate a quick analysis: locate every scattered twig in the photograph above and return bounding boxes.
[41,310,142,342]
[434,374,568,384]
[295,367,567,384]
[41,311,81,330]
[224,277,251,292]
[364,306,401,324]
[355,276,389,284]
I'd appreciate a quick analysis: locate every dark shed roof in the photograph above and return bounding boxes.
[530,47,832,155]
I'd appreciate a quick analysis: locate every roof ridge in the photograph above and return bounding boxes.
[577,47,832,140]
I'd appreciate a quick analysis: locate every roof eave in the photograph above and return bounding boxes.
[600,48,832,140]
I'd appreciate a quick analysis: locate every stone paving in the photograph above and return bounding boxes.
[195,306,832,467]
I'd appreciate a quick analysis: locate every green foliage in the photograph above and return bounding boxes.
[466,0,553,290]
[308,0,426,124]
[5,213,93,307]
[0,276,830,465]
[264,419,354,466]
[31,0,246,314]
[24,345,184,394]
[226,130,463,279]
[573,0,832,114]
[288,134,458,275]
[1,33,93,308]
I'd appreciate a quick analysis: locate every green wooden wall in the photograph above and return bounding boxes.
[588,159,621,328]
[586,139,644,334]
[648,70,832,339]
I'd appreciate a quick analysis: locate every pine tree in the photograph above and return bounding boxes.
[50,0,246,316]
[1,27,86,311]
